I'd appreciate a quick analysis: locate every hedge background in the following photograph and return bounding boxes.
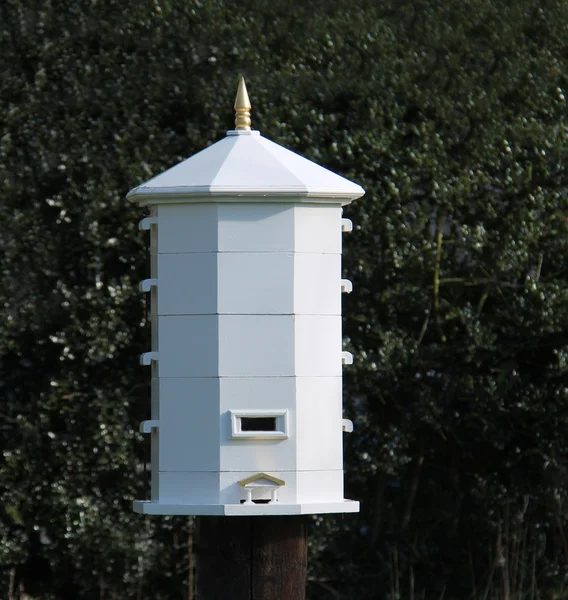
[1,1,568,598]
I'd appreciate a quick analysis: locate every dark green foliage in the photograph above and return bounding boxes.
[1,0,568,598]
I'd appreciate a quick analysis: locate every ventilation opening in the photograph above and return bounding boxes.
[240,417,277,432]
[230,410,288,440]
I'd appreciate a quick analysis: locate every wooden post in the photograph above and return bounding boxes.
[195,516,308,600]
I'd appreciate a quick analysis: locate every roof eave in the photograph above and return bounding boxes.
[127,185,365,206]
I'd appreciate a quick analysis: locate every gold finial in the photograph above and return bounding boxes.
[234,77,252,130]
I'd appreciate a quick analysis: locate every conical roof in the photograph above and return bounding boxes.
[127,130,364,205]
[128,78,364,205]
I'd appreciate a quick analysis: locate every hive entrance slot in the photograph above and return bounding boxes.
[240,417,277,432]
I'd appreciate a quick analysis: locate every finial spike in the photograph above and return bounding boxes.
[234,77,252,131]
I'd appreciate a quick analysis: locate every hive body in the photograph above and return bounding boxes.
[130,130,364,516]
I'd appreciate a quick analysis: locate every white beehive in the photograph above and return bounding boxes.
[130,79,365,516]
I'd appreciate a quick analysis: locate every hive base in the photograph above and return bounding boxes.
[133,499,359,516]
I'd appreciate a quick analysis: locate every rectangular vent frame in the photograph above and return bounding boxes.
[230,410,289,440]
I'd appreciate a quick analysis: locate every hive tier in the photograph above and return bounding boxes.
[133,202,358,515]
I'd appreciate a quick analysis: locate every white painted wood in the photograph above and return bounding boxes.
[148,371,160,501]
[219,470,297,504]
[154,204,218,253]
[133,499,360,516]
[139,216,158,230]
[154,472,220,504]
[150,427,159,489]
[155,316,219,378]
[294,205,342,253]
[293,253,341,315]
[149,316,345,378]
[342,419,354,433]
[127,132,365,204]
[151,377,160,420]
[217,204,295,252]
[149,208,159,254]
[218,470,345,505]
[217,252,294,314]
[294,315,343,377]
[130,111,366,517]
[150,253,158,278]
[218,315,294,376]
[223,499,359,516]
[151,317,159,351]
[134,501,225,516]
[155,470,344,507]
[218,377,296,471]
[341,351,354,365]
[218,376,296,414]
[140,351,159,366]
[152,252,344,315]
[220,432,296,473]
[154,253,217,315]
[296,470,344,502]
[295,377,343,471]
[139,279,158,293]
[229,410,289,440]
[157,378,220,471]
[140,420,159,433]
[150,454,159,502]
[341,218,353,232]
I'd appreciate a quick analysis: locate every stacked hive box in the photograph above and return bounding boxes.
[129,87,364,516]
